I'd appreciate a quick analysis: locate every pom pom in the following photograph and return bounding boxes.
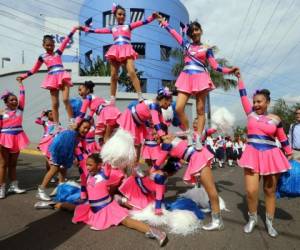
[101,129,136,168]
[69,97,82,118]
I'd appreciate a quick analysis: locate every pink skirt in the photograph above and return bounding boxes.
[96,106,121,128]
[105,44,138,63]
[119,175,155,209]
[238,144,291,175]
[107,168,125,187]
[72,200,129,230]
[176,71,215,95]
[117,109,147,145]
[183,147,214,184]
[0,132,29,153]
[41,71,73,90]
[141,144,161,161]
[38,135,53,157]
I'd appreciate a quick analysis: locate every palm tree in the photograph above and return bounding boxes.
[79,56,111,76]
[118,67,145,92]
[171,47,237,126]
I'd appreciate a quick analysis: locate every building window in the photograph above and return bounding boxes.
[160,45,171,61]
[103,45,111,60]
[85,50,93,67]
[132,43,145,59]
[180,22,186,35]
[103,11,116,27]
[130,8,144,22]
[158,12,170,22]
[85,17,93,27]
[140,78,147,93]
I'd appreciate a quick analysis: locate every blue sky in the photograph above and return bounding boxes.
[0,0,299,124]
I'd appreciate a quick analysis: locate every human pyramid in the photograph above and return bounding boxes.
[0,3,294,247]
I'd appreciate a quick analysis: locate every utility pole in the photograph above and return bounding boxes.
[22,50,25,64]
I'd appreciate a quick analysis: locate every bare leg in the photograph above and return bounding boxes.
[175,92,191,130]
[0,146,9,185]
[61,83,73,120]
[263,174,280,217]
[244,169,260,213]
[41,165,59,188]
[110,61,121,98]
[7,152,19,182]
[121,217,149,233]
[50,90,60,124]
[125,59,142,99]
[195,91,208,135]
[199,166,220,213]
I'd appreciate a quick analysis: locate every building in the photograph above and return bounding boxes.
[79,0,189,93]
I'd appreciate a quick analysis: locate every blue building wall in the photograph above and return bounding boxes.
[79,0,189,93]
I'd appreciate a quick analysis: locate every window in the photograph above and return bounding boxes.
[130,8,144,22]
[103,11,116,27]
[85,17,93,27]
[132,43,145,59]
[180,22,186,35]
[158,12,170,22]
[160,45,171,61]
[85,50,93,67]
[103,45,111,61]
[140,78,147,93]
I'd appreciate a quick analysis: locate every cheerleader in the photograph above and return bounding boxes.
[154,134,223,231]
[72,154,167,246]
[157,17,239,149]
[0,82,29,199]
[36,119,91,201]
[225,137,234,167]
[77,81,121,146]
[80,4,159,103]
[17,26,80,127]
[237,75,292,237]
[215,136,225,168]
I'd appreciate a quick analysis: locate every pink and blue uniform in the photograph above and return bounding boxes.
[35,115,56,157]
[118,100,166,145]
[84,126,101,154]
[0,85,29,152]
[156,137,213,184]
[160,21,232,94]
[237,79,292,175]
[141,125,162,161]
[72,165,129,230]
[20,27,77,90]
[81,15,155,62]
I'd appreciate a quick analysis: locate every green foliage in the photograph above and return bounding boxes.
[118,67,144,92]
[271,99,300,133]
[233,125,247,139]
[79,56,111,76]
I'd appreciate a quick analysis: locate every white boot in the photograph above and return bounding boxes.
[0,184,6,199]
[244,212,257,233]
[186,129,193,146]
[36,186,51,201]
[145,226,168,247]
[202,212,224,231]
[266,213,278,238]
[195,134,203,151]
[7,180,26,194]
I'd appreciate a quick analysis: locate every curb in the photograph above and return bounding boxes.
[21,149,43,156]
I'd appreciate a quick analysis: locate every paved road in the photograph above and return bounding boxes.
[0,153,299,250]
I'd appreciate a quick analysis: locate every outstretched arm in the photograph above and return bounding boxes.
[129,13,156,30]
[206,48,233,73]
[18,56,43,80]
[80,26,112,34]
[159,19,184,46]
[57,26,78,55]
[237,78,252,115]
[18,82,25,110]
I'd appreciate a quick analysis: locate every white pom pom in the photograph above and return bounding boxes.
[167,210,201,235]
[161,105,174,122]
[101,129,136,168]
[179,187,210,209]
[211,107,235,134]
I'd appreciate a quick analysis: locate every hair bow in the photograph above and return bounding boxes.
[0,90,13,100]
[112,2,117,14]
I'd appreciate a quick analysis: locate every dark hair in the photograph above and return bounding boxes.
[76,119,91,132]
[87,153,103,164]
[254,89,271,102]
[186,21,202,38]
[163,157,181,175]
[82,81,95,94]
[156,87,172,101]
[114,5,126,16]
[43,35,54,44]
[1,93,16,104]
[44,109,52,117]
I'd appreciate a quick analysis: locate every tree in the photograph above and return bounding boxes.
[118,67,145,92]
[233,125,247,139]
[79,56,110,76]
[272,99,300,133]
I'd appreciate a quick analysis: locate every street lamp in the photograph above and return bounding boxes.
[1,57,11,68]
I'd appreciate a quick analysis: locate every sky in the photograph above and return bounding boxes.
[0,0,299,124]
